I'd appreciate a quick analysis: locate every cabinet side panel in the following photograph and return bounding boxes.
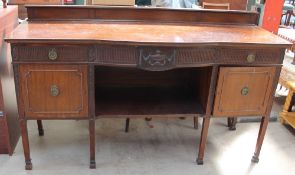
[0,5,20,155]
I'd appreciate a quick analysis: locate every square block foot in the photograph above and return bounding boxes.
[39,130,44,136]
[25,162,32,170]
[196,158,204,165]
[251,155,259,163]
[90,161,96,169]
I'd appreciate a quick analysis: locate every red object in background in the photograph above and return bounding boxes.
[262,0,284,34]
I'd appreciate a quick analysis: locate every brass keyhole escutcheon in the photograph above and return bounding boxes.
[48,48,58,60]
[241,87,249,96]
[247,53,255,63]
[50,85,59,97]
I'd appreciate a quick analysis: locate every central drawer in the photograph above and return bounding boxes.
[19,65,88,119]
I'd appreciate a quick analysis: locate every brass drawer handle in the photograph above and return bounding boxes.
[48,48,58,60]
[247,53,255,63]
[50,85,59,97]
[241,87,249,96]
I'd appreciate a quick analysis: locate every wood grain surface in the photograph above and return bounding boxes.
[19,64,89,119]
[5,21,290,47]
[25,5,258,23]
[213,67,276,116]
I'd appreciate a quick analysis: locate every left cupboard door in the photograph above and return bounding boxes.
[19,65,89,119]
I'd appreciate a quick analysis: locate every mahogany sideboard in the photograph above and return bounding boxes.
[5,5,291,170]
[0,5,20,155]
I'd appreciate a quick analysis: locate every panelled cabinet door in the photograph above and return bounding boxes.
[213,67,276,117]
[19,65,88,119]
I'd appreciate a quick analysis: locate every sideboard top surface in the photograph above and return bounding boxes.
[5,21,291,47]
[4,6,291,48]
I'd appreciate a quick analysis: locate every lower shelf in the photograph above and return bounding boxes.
[95,87,204,117]
[281,114,295,129]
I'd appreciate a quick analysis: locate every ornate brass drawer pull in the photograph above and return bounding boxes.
[247,53,255,63]
[48,48,58,60]
[50,85,59,97]
[241,87,249,96]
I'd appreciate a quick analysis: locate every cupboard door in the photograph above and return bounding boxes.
[213,67,276,117]
[19,65,88,119]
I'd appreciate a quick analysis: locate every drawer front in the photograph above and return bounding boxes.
[19,65,88,119]
[138,47,216,70]
[213,67,276,117]
[93,46,217,68]
[13,45,89,62]
[218,48,283,64]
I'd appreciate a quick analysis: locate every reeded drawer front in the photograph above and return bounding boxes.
[218,48,283,65]
[213,67,276,117]
[13,45,284,67]
[13,45,89,62]
[19,65,88,119]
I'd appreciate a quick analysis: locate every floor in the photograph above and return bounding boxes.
[0,97,295,175]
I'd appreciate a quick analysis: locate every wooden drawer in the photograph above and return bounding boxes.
[218,48,283,64]
[13,45,89,62]
[19,65,88,119]
[93,46,216,70]
[213,67,276,116]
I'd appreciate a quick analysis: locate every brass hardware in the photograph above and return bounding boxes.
[241,87,249,96]
[48,48,58,60]
[138,48,176,71]
[50,85,59,97]
[247,53,255,63]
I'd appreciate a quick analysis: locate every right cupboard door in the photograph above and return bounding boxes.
[213,67,276,117]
